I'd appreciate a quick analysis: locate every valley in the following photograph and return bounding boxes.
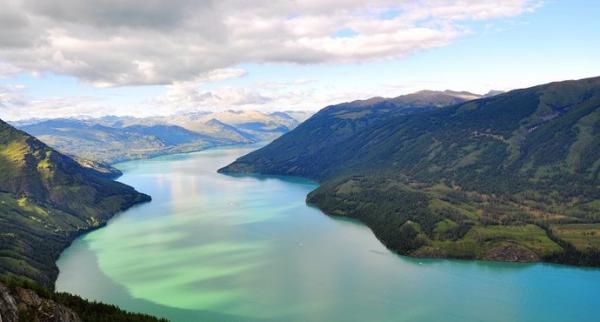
[2,78,599,321]
[1,2,598,321]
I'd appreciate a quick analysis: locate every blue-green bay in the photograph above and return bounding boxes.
[56,146,600,322]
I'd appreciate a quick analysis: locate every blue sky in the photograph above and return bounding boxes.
[0,0,599,120]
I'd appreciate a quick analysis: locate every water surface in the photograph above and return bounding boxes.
[57,145,600,322]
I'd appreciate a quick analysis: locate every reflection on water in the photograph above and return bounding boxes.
[57,146,600,322]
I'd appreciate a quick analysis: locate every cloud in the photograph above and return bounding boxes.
[0,0,538,86]
[151,82,271,115]
[146,74,381,115]
[199,68,248,82]
[0,84,112,120]
[0,85,28,108]
[0,63,21,78]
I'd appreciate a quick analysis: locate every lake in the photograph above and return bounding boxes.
[56,145,600,322]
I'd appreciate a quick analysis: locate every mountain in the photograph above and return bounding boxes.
[202,110,300,141]
[483,89,505,98]
[16,110,306,164]
[18,119,235,163]
[278,110,313,122]
[165,110,303,142]
[115,110,304,143]
[187,118,255,142]
[220,79,600,265]
[122,124,208,145]
[71,157,123,179]
[0,118,150,287]
[19,119,167,163]
[221,90,481,179]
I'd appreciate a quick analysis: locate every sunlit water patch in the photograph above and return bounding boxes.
[57,145,600,322]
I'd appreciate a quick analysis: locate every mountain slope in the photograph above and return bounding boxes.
[0,119,150,287]
[122,124,209,145]
[221,90,481,179]
[202,118,256,142]
[221,78,600,265]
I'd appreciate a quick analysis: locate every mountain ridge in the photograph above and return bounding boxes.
[220,89,482,179]
[220,77,600,265]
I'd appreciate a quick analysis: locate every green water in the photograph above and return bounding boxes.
[56,146,600,322]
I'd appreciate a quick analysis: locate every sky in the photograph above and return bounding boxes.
[0,0,599,121]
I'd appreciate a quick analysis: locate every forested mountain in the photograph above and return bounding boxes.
[221,78,600,265]
[0,119,150,287]
[0,119,170,320]
[15,110,307,164]
[220,90,481,179]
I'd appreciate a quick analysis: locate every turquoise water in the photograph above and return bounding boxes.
[56,145,600,322]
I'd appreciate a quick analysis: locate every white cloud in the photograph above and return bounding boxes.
[0,0,538,86]
[0,67,253,120]
[200,68,248,82]
[0,63,21,78]
[0,84,30,109]
[147,75,381,115]
[152,84,270,115]
[0,85,112,120]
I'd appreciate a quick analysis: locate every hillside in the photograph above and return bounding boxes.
[220,90,481,178]
[0,119,150,287]
[220,78,600,265]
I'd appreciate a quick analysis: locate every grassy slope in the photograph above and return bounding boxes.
[0,119,151,287]
[221,78,600,264]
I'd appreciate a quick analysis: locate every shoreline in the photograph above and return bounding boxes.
[50,194,152,290]
[308,198,600,269]
[54,143,266,287]
[218,168,600,269]
[53,147,600,322]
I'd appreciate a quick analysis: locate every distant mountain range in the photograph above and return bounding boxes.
[221,78,600,266]
[13,110,312,164]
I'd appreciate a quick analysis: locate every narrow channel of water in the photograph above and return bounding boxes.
[56,145,600,322]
